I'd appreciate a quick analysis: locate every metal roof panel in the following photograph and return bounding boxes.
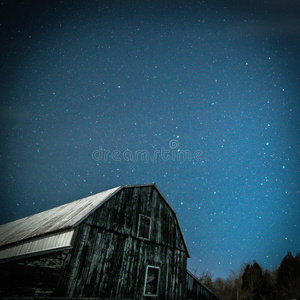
[0,229,74,262]
[0,186,121,248]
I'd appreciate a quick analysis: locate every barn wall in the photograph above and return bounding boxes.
[60,186,188,299]
[0,250,69,297]
[186,271,220,300]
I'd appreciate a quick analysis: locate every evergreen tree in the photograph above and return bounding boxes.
[194,252,300,300]
[262,269,276,300]
[241,261,265,300]
[276,251,300,300]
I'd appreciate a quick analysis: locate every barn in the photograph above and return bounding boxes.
[0,183,219,299]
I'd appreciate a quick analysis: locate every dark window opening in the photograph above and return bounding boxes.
[144,266,160,296]
[137,214,151,240]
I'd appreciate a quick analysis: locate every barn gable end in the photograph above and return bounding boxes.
[58,184,189,299]
[0,183,218,300]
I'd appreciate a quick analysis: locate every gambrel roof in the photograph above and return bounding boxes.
[0,186,120,248]
[0,183,190,262]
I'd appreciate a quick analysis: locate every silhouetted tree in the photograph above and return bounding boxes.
[241,261,265,300]
[199,270,214,291]
[212,270,243,300]
[213,277,226,299]
[276,251,300,300]
[262,269,276,300]
[195,252,300,300]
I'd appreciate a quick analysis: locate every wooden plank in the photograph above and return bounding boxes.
[3,185,189,299]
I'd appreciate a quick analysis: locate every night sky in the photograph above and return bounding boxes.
[0,0,299,279]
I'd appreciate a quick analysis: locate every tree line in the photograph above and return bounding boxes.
[198,251,300,300]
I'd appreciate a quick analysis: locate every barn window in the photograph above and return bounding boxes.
[144,265,160,296]
[137,214,151,240]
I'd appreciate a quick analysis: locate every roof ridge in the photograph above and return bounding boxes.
[0,183,190,259]
[0,186,121,247]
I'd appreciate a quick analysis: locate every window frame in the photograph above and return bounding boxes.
[143,265,160,297]
[137,214,152,241]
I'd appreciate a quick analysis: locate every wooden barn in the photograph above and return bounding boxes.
[186,271,220,300]
[0,183,219,300]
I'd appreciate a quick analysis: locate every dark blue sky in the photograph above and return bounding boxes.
[0,0,299,279]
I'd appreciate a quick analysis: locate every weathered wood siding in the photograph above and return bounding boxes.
[59,186,188,299]
[186,271,220,300]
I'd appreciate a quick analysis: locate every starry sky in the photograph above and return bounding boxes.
[0,0,299,279]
